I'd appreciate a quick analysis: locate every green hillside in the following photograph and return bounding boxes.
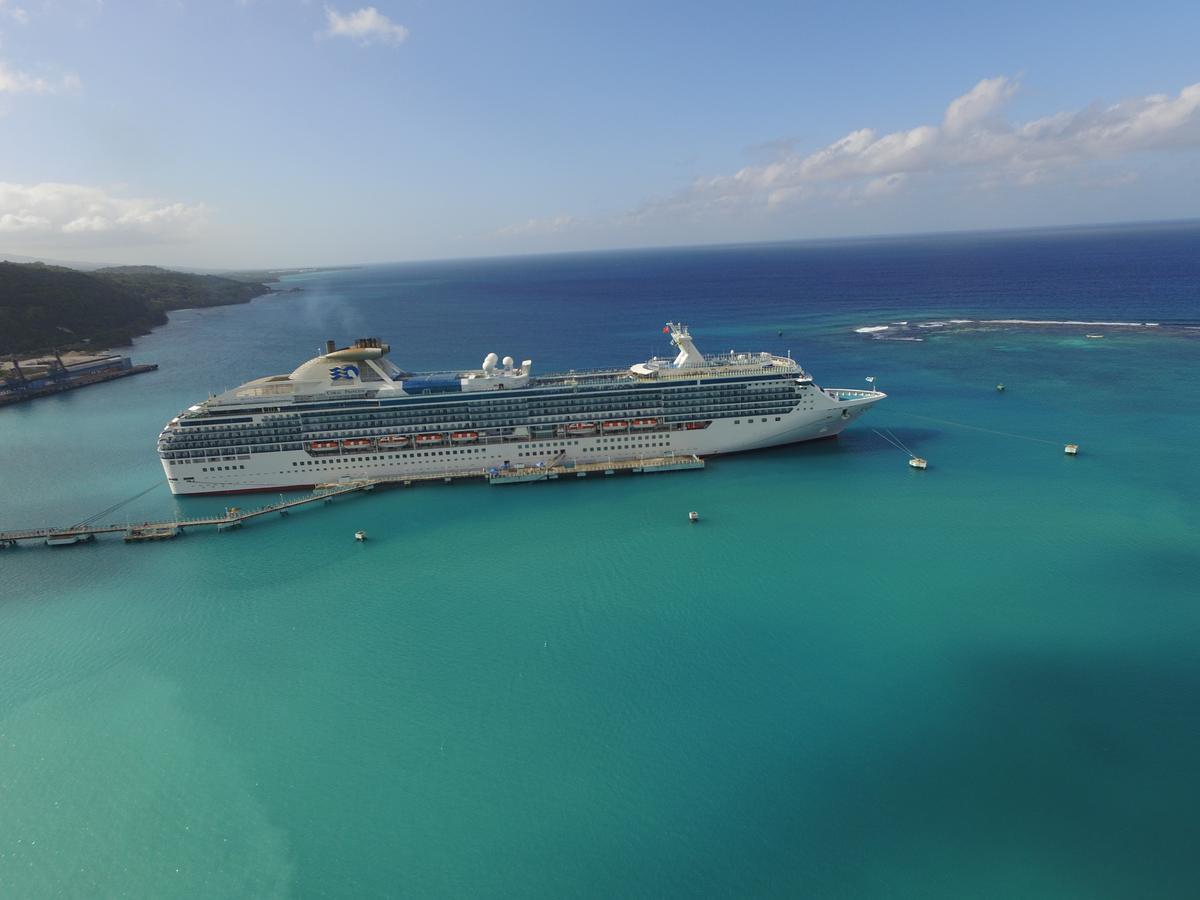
[0,262,269,355]
[93,266,268,310]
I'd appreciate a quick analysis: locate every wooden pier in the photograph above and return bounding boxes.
[0,454,704,548]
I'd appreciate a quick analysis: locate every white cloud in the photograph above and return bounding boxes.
[634,77,1200,219]
[495,215,576,238]
[0,183,206,245]
[0,1,30,26]
[324,6,408,46]
[0,60,80,94]
[942,76,1017,136]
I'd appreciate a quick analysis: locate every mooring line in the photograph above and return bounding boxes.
[890,410,1062,446]
[72,482,163,528]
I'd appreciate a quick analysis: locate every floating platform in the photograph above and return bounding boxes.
[490,454,704,485]
[46,532,96,547]
[124,524,180,542]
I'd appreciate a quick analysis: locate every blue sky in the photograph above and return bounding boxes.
[1,0,1198,267]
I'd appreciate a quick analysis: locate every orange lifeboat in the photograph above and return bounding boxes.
[451,431,479,443]
[341,438,374,450]
[684,421,709,431]
[377,435,411,448]
[631,418,659,429]
[414,433,444,446]
[602,420,629,432]
[309,440,340,453]
[566,423,597,435]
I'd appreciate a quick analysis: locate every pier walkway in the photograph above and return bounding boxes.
[0,454,703,548]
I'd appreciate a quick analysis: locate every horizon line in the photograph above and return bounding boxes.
[4,215,1198,275]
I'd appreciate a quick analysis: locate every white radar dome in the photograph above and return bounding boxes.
[502,356,514,368]
[482,352,499,372]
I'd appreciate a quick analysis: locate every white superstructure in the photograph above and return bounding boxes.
[158,324,885,495]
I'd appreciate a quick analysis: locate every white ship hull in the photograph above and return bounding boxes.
[163,393,880,495]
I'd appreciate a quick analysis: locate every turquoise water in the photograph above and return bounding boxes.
[2,228,1199,897]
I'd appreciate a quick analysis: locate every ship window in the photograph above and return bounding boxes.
[734,420,740,424]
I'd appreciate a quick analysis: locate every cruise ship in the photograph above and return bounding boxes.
[157,323,885,495]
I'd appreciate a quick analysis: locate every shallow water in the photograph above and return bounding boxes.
[2,223,1199,898]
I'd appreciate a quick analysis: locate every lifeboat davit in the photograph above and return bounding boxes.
[451,431,479,443]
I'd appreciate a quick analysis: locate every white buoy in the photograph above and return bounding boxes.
[908,457,928,470]
[355,530,367,541]
[1064,444,1079,455]
[688,511,699,522]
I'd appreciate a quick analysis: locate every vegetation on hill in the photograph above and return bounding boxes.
[0,262,270,355]
[93,266,269,311]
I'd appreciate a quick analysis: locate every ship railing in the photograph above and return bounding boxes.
[826,389,883,401]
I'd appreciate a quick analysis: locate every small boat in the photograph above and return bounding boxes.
[414,433,444,446]
[377,435,411,448]
[341,438,374,450]
[309,440,340,452]
[908,457,928,470]
[684,421,708,430]
[1064,443,1079,455]
[566,423,597,435]
[355,530,367,541]
[688,511,699,523]
[602,420,629,432]
[1086,334,1104,339]
[631,418,659,429]
[451,431,479,443]
[996,383,1006,392]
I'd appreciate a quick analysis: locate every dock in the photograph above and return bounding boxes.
[0,362,159,407]
[0,454,704,548]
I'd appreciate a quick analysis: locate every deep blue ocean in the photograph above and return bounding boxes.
[2,222,1199,898]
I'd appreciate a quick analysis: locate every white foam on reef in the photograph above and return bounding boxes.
[982,319,1161,327]
[855,325,890,333]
